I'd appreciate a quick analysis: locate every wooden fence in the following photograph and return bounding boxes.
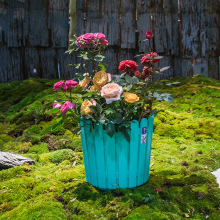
[0,0,219,83]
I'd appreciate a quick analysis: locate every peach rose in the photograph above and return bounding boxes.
[90,84,101,93]
[101,83,123,104]
[81,99,96,115]
[79,77,91,90]
[93,71,111,86]
[123,92,139,103]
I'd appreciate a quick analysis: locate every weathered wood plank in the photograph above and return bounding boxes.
[75,0,85,36]
[99,0,121,46]
[49,0,69,11]
[120,0,136,49]
[208,57,219,80]
[6,7,28,47]
[0,0,219,82]
[0,46,23,82]
[48,9,69,48]
[136,0,152,53]
[164,0,179,55]
[28,10,49,47]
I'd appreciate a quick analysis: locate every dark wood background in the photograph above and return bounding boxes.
[0,0,219,83]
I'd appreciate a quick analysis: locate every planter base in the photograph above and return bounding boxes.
[80,116,154,190]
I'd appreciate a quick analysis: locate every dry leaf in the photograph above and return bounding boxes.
[70,198,77,203]
[210,122,214,127]
[185,213,190,218]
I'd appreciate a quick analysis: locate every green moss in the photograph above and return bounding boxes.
[0,76,220,219]
[28,143,49,154]
[0,195,66,220]
[51,149,76,163]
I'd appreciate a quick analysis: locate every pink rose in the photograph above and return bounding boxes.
[61,101,76,114]
[100,39,108,45]
[63,84,68,92]
[53,103,61,109]
[94,33,105,39]
[101,83,123,104]
[146,30,152,39]
[82,33,94,42]
[77,33,94,47]
[65,80,78,89]
[53,81,65,92]
[69,103,76,109]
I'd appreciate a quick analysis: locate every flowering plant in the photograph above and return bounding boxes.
[51,31,173,141]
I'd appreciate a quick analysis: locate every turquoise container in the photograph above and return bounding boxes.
[80,116,154,190]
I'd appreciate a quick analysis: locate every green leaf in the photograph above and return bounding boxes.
[111,113,122,124]
[82,91,94,97]
[87,51,94,59]
[106,122,116,138]
[160,93,171,97]
[123,132,130,143]
[163,96,174,102]
[153,92,161,98]
[94,55,105,62]
[117,79,126,86]
[120,72,126,79]
[49,108,60,114]
[152,70,163,75]
[90,124,93,133]
[76,94,82,98]
[106,109,115,115]
[89,106,99,115]
[51,119,64,131]
[55,99,67,102]
[125,75,133,84]
[100,115,108,124]
[99,63,106,71]
[132,76,139,84]
[74,63,81,69]
[96,103,102,113]
[160,66,170,72]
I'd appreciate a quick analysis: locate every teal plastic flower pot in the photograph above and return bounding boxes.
[80,116,154,190]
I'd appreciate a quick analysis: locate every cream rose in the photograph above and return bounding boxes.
[101,83,123,104]
[80,99,96,115]
[93,71,111,86]
[123,92,139,103]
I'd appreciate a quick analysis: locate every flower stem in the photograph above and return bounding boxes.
[138,77,150,123]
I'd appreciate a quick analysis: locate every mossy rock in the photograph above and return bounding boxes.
[51,149,75,163]
[8,123,31,138]
[27,143,49,154]
[16,134,41,145]
[39,124,65,136]
[0,195,66,220]
[22,125,42,135]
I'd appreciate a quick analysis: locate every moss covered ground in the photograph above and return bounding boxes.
[0,75,219,219]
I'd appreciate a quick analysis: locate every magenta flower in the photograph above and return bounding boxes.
[69,103,76,109]
[53,103,61,109]
[82,33,94,42]
[63,84,68,92]
[146,30,153,39]
[65,80,78,89]
[94,33,105,40]
[53,81,65,92]
[100,39,108,45]
[60,101,76,114]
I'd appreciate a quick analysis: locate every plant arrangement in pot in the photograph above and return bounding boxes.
[50,30,173,190]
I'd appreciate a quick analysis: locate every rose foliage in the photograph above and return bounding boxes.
[51,31,173,141]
